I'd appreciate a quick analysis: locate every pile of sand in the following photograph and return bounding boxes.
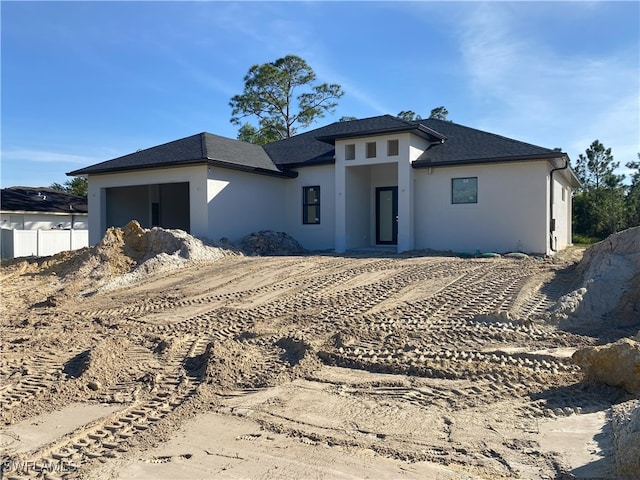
[562,228,640,479]
[44,221,234,293]
[186,336,319,392]
[550,226,640,328]
[63,337,139,391]
[239,230,304,256]
[611,399,640,479]
[572,337,640,395]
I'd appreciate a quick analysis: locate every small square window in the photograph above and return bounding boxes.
[387,139,399,156]
[452,177,478,204]
[303,186,320,224]
[345,144,355,160]
[366,142,376,159]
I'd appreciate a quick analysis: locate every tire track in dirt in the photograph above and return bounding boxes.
[2,253,606,479]
[7,335,211,479]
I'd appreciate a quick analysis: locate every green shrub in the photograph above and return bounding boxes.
[572,234,603,245]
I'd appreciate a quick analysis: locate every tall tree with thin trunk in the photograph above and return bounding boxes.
[230,55,344,145]
[572,140,626,237]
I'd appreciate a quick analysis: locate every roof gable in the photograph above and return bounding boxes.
[263,114,440,167]
[68,133,286,177]
[1,187,88,214]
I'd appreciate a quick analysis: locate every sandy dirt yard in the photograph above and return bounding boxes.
[1,225,638,480]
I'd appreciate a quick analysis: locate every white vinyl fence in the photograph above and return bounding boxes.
[1,229,89,259]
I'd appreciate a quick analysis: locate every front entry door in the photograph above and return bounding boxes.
[376,186,398,245]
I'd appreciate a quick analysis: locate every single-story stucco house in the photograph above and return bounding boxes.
[68,115,580,255]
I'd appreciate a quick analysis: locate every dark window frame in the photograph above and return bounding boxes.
[451,177,478,204]
[303,186,321,224]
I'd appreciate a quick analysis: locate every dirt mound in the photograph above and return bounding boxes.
[63,337,138,391]
[572,338,640,394]
[186,336,319,391]
[612,400,640,479]
[239,230,304,256]
[551,226,640,328]
[43,221,234,294]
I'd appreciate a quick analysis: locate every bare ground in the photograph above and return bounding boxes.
[0,246,636,479]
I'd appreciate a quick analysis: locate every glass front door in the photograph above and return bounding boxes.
[376,186,398,245]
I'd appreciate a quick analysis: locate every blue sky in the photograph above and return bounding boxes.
[2,1,639,188]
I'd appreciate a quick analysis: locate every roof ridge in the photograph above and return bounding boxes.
[199,132,207,159]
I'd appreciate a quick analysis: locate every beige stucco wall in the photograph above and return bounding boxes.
[206,166,287,243]
[551,171,573,251]
[413,161,550,254]
[284,164,335,251]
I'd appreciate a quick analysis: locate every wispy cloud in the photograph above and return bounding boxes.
[455,3,639,164]
[2,148,107,165]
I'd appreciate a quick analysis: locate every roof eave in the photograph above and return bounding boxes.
[206,159,297,178]
[276,157,335,169]
[66,158,208,176]
[412,152,561,169]
[315,125,444,145]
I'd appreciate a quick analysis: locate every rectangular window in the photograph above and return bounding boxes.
[561,188,566,202]
[303,186,320,224]
[452,177,478,204]
[366,142,376,158]
[387,139,399,156]
[345,144,355,160]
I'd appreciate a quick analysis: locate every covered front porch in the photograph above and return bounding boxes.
[335,160,414,253]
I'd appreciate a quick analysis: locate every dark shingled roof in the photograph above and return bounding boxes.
[67,115,563,178]
[263,115,560,169]
[264,114,444,167]
[67,132,292,177]
[411,118,560,167]
[1,187,88,214]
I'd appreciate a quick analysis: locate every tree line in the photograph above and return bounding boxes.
[572,141,640,241]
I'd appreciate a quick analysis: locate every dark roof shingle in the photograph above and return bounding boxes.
[412,119,558,166]
[1,187,88,214]
[68,133,286,176]
[67,115,562,178]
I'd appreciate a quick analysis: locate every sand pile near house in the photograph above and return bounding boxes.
[43,220,234,294]
[101,221,235,291]
[239,230,304,256]
[550,226,640,329]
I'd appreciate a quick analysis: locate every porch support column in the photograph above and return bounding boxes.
[397,157,414,252]
[335,158,347,253]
